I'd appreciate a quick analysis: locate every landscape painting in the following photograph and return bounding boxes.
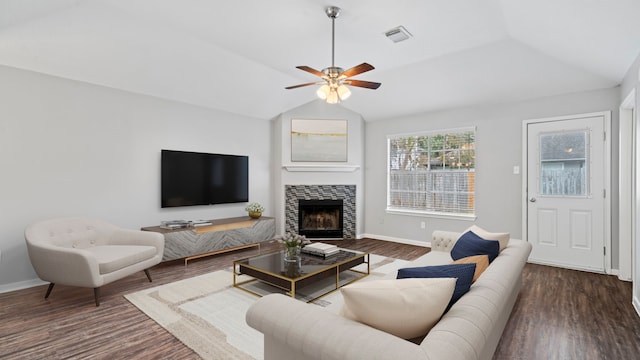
[291,119,348,162]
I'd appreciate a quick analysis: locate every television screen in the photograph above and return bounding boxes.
[161,149,249,208]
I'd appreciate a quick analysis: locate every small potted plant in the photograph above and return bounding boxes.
[245,202,265,219]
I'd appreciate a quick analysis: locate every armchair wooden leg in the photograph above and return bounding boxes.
[44,283,55,299]
[94,288,100,307]
[144,269,153,282]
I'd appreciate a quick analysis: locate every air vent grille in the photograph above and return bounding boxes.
[385,26,412,43]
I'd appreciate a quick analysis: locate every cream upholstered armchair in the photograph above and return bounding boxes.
[25,217,164,306]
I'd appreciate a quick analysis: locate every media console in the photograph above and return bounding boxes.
[142,216,275,265]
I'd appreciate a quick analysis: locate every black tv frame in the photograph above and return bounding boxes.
[161,149,249,208]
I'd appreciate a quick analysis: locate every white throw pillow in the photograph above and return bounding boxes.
[466,225,510,252]
[339,278,456,339]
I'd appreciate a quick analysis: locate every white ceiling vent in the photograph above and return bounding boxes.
[385,26,412,43]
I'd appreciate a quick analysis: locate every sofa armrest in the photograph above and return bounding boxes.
[26,243,102,287]
[430,231,462,252]
[247,294,426,360]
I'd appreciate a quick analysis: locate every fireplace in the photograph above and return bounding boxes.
[285,185,355,239]
[298,199,343,239]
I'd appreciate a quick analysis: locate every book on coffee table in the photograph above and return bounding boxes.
[302,242,340,257]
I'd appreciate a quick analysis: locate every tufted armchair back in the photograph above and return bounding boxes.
[26,217,117,249]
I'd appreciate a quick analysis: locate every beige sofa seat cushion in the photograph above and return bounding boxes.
[85,245,158,274]
[410,250,453,267]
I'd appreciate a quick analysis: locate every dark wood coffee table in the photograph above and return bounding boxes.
[233,249,369,302]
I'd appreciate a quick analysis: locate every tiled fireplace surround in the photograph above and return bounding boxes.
[284,185,356,239]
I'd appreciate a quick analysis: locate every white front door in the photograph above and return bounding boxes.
[525,113,608,272]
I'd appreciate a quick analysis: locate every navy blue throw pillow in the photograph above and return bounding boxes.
[451,231,500,263]
[397,263,476,310]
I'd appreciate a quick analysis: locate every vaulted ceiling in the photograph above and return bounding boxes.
[1,0,639,121]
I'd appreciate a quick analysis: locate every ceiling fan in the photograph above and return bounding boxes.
[285,6,381,104]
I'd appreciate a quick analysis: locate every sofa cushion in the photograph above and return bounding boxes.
[466,225,510,252]
[452,255,489,282]
[451,231,500,263]
[340,278,456,339]
[409,250,454,267]
[85,245,158,274]
[397,263,476,309]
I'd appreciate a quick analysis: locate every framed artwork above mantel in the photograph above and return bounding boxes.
[291,119,348,162]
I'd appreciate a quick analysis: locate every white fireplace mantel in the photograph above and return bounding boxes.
[282,164,360,172]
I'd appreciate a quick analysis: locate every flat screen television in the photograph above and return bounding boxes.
[161,149,249,208]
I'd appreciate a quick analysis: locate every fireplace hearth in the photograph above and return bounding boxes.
[298,199,343,239]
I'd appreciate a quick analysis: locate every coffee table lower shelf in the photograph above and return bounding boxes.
[233,250,369,302]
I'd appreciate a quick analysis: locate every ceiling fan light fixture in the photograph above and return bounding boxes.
[326,90,339,104]
[317,84,330,99]
[337,84,351,100]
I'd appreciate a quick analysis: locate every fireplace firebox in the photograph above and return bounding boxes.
[298,199,344,239]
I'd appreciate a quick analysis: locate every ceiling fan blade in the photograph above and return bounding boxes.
[340,63,375,78]
[344,79,382,90]
[285,81,322,90]
[296,66,326,78]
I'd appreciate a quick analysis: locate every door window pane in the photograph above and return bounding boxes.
[539,130,588,196]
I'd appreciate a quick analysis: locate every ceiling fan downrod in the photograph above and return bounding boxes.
[326,6,341,69]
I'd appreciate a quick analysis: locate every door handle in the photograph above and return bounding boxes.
[529,197,536,203]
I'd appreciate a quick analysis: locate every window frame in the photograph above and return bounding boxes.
[386,126,477,220]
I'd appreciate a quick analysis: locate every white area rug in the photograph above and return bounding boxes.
[124,254,409,360]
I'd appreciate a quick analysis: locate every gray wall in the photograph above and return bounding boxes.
[272,100,365,236]
[0,60,630,290]
[621,54,640,103]
[620,51,640,308]
[363,87,620,266]
[0,65,272,290]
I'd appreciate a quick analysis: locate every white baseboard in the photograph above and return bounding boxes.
[616,270,633,282]
[609,268,620,277]
[359,233,430,248]
[634,296,640,318]
[0,278,46,294]
[527,258,608,275]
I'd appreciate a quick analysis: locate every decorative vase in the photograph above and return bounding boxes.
[283,246,302,277]
[248,211,262,219]
[284,245,301,262]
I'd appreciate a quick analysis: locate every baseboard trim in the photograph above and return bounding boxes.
[360,233,430,248]
[527,258,607,275]
[634,296,640,318]
[615,270,633,282]
[0,278,46,294]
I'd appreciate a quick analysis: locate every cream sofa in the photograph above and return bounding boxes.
[25,217,165,306]
[246,231,532,360]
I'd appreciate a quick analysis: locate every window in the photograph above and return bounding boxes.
[387,128,476,217]
[539,130,588,196]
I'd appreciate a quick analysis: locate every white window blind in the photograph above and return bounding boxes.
[387,128,476,216]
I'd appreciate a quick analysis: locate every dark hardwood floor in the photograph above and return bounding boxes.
[0,238,638,359]
[495,263,640,360]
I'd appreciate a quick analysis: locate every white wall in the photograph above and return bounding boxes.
[0,65,272,290]
[621,51,640,315]
[364,87,620,257]
[272,100,365,236]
